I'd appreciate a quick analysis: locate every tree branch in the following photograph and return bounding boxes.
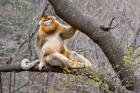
[0,62,135,93]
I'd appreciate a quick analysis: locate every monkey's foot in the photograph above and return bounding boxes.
[67,61,85,69]
[38,63,45,71]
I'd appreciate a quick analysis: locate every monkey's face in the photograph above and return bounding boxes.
[39,16,58,33]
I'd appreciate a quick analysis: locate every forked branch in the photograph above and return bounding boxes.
[100,17,118,31]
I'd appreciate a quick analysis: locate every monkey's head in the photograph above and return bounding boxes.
[39,16,58,33]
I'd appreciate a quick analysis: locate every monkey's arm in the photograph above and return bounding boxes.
[60,26,77,39]
[35,36,41,57]
[35,35,46,57]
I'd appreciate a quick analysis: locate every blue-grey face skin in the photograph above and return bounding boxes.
[39,19,52,26]
[44,20,52,26]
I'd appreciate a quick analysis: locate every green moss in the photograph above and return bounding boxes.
[124,44,132,65]
[134,47,140,57]
[63,66,71,74]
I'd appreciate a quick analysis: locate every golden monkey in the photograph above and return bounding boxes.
[36,15,92,70]
[21,16,92,70]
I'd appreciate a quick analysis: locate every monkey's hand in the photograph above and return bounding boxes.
[61,26,77,39]
[21,59,39,70]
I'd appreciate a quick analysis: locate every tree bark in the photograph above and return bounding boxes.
[47,0,140,92]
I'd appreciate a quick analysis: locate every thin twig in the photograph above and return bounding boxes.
[9,57,12,93]
[28,26,32,93]
[100,17,118,31]
[109,17,115,27]
[0,73,2,93]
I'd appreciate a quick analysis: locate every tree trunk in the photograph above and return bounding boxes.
[48,0,140,92]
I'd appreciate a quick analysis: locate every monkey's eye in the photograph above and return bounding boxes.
[44,19,52,26]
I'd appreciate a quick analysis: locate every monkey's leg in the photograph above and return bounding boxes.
[43,52,86,69]
[68,51,92,68]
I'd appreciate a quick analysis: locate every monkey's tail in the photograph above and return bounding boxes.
[21,59,39,70]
